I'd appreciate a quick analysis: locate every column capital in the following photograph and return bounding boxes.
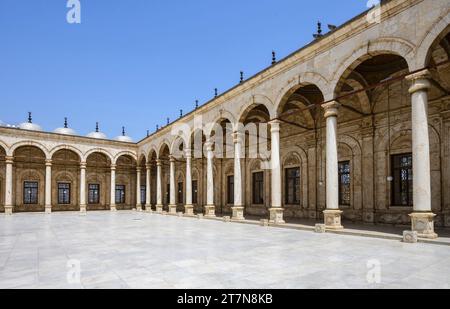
[184,148,192,159]
[322,101,340,118]
[110,164,117,171]
[80,162,87,169]
[156,159,162,166]
[5,156,14,164]
[406,69,431,94]
[145,163,152,169]
[136,167,142,173]
[205,141,214,152]
[169,155,176,163]
[45,159,52,166]
[269,119,281,132]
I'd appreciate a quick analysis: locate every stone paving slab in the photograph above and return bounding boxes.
[1,211,450,289]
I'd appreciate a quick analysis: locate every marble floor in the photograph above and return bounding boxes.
[0,211,449,289]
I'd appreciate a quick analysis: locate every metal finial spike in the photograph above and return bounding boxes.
[272,51,276,65]
[318,21,322,35]
[214,88,218,97]
[195,100,199,109]
[167,118,170,125]
[240,71,244,83]
[180,110,183,118]
[156,125,159,131]
[147,130,150,137]
[122,126,126,136]
[95,122,99,132]
[28,112,32,123]
[64,117,68,128]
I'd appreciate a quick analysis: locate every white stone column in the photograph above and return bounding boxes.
[4,156,14,215]
[184,149,194,216]
[110,164,117,212]
[45,160,52,214]
[145,163,152,211]
[204,141,216,217]
[268,120,285,224]
[168,156,177,214]
[322,101,343,229]
[79,162,87,213]
[406,69,437,239]
[155,159,163,213]
[232,132,245,220]
[136,167,142,212]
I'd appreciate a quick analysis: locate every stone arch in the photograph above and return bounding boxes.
[83,148,114,163]
[274,72,331,115]
[330,38,414,95]
[170,135,187,159]
[9,140,50,158]
[113,151,137,165]
[0,140,9,155]
[238,94,276,123]
[49,145,83,161]
[414,10,450,69]
[147,147,158,162]
[157,140,171,159]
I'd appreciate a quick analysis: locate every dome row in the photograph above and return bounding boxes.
[1,114,133,142]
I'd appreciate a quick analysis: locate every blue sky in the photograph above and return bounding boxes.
[0,0,369,140]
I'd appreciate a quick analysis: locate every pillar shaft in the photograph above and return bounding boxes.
[136,168,142,211]
[110,165,117,211]
[204,141,216,217]
[156,160,163,212]
[232,132,244,220]
[185,151,193,206]
[406,70,437,239]
[322,101,343,229]
[45,160,52,213]
[4,157,13,215]
[145,164,151,208]
[80,162,86,212]
[269,120,284,224]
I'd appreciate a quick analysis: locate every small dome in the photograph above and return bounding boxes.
[19,113,42,131]
[115,127,133,142]
[54,118,77,135]
[87,122,107,139]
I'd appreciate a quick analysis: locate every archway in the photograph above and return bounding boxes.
[115,154,137,210]
[86,152,111,211]
[0,145,5,213]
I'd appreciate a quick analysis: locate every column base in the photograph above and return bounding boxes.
[184,205,194,216]
[156,205,163,214]
[168,205,177,215]
[136,205,143,212]
[145,205,153,213]
[45,206,52,214]
[110,205,117,212]
[4,206,13,215]
[323,209,344,230]
[204,205,216,217]
[231,206,245,221]
[269,208,285,224]
[80,205,87,213]
[410,212,438,239]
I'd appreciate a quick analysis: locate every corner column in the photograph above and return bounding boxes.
[4,156,14,215]
[79,162,87,213]
[168,156,177,214]
[232,132,245,220]
[322,101,343,229]
[184,149,194,216]
[155,159,163,213]
[145,163,152,212]
[136,167,142,211]
[268,120,285,224]
[45,159,52,214]
[110,164,117,212]
[406,69,437,239]
[204,141,216,217]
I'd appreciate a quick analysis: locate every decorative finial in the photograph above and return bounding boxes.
[122,126,126,136]
[272,51,276,65]
[214,88,218,98]
[28,112,32,123]
[180,110,183,118]
[195,100,199,109]
[95,122,99,132]
[240,71,244,83]
[64,117,68,128]
[167,118,170,125]
[147,130,150,137]
[313,21,323,39]
[156,125,159,131]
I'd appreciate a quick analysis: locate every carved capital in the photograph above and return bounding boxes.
[322,101,340,118]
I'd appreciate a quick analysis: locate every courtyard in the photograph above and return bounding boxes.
[0,211,449,289]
